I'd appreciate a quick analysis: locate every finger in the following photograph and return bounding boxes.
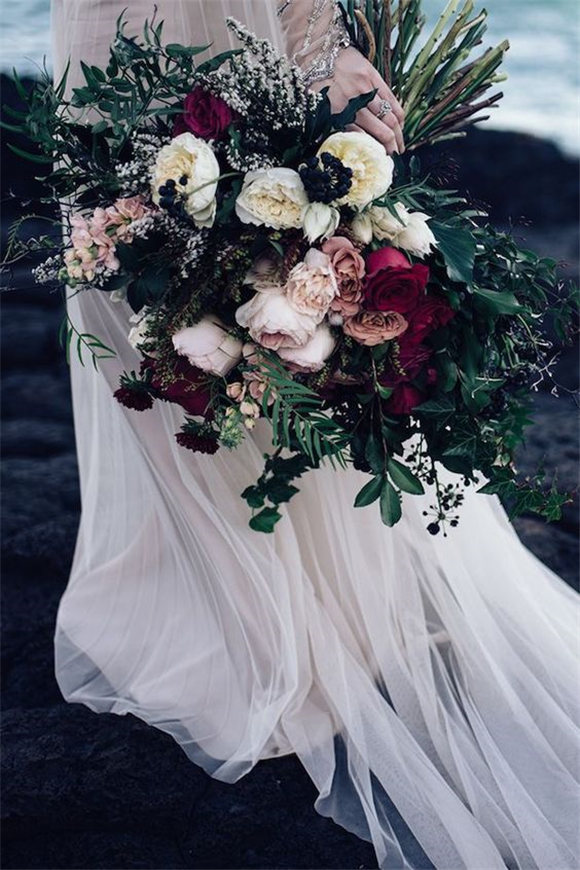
[354,109,398,154]
[368,95,405,153]
[371,74,405,125]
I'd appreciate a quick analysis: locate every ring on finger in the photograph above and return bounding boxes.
[377,99,392,120]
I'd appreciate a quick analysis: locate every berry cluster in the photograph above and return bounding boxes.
[299,153,353,204]
[157,175,189,209]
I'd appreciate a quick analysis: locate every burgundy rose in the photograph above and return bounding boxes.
[173,86,235,140]
[363,246,430,314]
[381,340,432,387]
[386,384,424,416]
[143,358,213,418]
[404,295,455,345]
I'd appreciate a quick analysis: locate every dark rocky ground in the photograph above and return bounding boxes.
[1,76,579,869]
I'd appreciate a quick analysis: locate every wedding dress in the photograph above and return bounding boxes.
[51,2,580,868]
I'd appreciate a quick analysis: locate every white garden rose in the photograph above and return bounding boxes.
[317,131,394,210]
[277,323,337,372]
[235,286,318,350]
[369,202,409,242]
[235,167,308,230]
[172,316,243,376]
[151,132,219,228]
[370,203,437,258]
[396,211,437,258]
[302,202,340,243]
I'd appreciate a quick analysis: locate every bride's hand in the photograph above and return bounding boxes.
[311,47,405,155]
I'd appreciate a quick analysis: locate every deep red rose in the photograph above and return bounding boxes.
[386,384,424,416]
[381,341,432,387]
[143,358,213,418]
[404,295,455,344]
[363,247,430,314]
[173,86,235,140]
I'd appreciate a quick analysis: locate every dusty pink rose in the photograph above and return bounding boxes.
[285,248,338,321]
[236,287,318,350]
[322,236,365,318]
[343,310,408,347]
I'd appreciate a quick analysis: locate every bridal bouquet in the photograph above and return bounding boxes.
[5,4,576,532]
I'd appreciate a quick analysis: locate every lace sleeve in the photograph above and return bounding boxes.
[277,0,351,86]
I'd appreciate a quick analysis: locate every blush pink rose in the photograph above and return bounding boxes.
[343,310,408,347]
[322,236,365,318]
[285,248,338,320]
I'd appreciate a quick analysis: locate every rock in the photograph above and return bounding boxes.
[1,706,375,870]
[1,305,63,369]
[513,517,579,591]
[2,371,72,423]
[1,418,75,457]
[424,128,580,226]
[1,455,80,539]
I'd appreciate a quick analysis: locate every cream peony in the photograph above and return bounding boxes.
[235,286,318,350]
[285,248,338,320]
[302,202,340,243]
[172,316,243,376]
[370,203,437,258]
[235,167,308,230]
[151,132,219,228]
[317,131,394,209]
[277,323,336,372]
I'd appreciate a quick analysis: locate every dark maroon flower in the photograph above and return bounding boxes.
[142,357,213,418]
[363,247,430,314]
[114,386,154,412]
[173,86,235,141]
[381,341,432,387]
[385,384,424,416]
[403,295,455,345]
[175,431,219,454]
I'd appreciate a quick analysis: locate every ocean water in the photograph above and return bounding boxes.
[1,0,578,154]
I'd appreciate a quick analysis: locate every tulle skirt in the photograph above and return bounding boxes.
[52,2,580,867]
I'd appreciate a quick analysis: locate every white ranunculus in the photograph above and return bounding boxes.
[369,202,409,242]
[172,316,243,376]
[350,212,373,245]
[302,202,340,243]
[277,323,337,372]
[151,132,219,228]
[235,286,318,350]
[370,203,436,258]
[318,131,394,210]
[235,167,308,230]
[396,211,437,258]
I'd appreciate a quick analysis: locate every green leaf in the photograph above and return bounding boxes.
[354,475,384,507]
[330,89,376,130]
[415,395,455,423]
[387,458,424,495]
[249,507,282,534]
[241,486,265,509]
[7,143,52,164]
[380,479,402,527]
[430,221,475,286]
[265,482,299,504]
[365,432,385,473]
[473,287,523,315]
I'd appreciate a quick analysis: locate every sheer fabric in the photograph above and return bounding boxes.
[52,2,580,868]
